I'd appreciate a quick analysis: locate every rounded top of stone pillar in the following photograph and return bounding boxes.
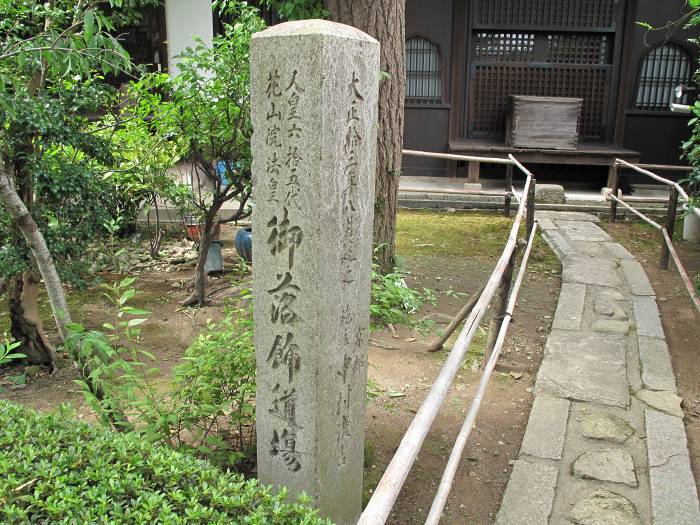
[252,19,378,44]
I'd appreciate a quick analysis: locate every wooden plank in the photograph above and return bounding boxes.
[507,96,583,150]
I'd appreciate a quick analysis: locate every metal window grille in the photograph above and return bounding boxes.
[474,32,535,62]
[547,34,609,64]
[406,37,442,104]
[636,43,693,111]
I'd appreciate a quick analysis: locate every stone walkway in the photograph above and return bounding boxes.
[495,211,700,525]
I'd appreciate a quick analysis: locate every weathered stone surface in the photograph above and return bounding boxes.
[620,259,655,296]
[573,449,638,487]
[545,230,576,258]
[495,460,558,524]
[251,20,379,524]
[570,490,641,525]
[632,296,665,339]
[572,241,613,258]
[535,183,566,204]
[593,297,627,320]
[600,289,626,301]
[552,283,586,330]
[591,319,630,334]
[538,217,557,230]
[604,242,636,260]
[646,409,688,466]
[537,211,600,223]
[562,257,623,288]
[638,336,677,392]
[556,220,612,242]
[520,396,570,460]
[635,389,683,418]
[650,455,700,525]
[646,410,700,525]
[580,412,635,444]
[536,331,629,407]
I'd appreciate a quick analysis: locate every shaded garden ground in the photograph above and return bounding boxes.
[0,209,563,523]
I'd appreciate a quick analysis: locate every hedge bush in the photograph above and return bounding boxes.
[0,401,330,524]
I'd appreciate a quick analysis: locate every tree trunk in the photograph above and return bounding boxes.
[182,204,222,307]
[324,0,405,274]
[9,271,56,369]
[0,166,72,344]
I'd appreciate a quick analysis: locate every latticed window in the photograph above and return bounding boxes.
[405,37,442,104]
[466,0,618,140]
[636,43,693,111]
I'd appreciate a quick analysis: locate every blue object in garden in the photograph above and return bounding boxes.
[216,160,241,189]
[204,240,224,275]
[235,227,252,264]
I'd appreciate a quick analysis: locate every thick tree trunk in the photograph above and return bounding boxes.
[0,167,72,344]
[182,204,222,307]
[9,271,56,368]
[324,0,405,274]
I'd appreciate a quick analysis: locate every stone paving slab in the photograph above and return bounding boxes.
[544,230,576,258]
[495,459,559,524]
[604,242,636,260]
[536,331,629,408]
[556,220,613,242]
[552,283,586,330]
[632,296,665,339]
[520,396,570,460]
[498,214,696,525]
[563,257,624,288]
[570,241,613,259]
[638,337,677,392]
[538,217,557,230]
[646,410,700,524]
[536,211,600,222]
[620,260,655,296]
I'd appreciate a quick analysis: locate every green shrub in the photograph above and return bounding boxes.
[370,261,436,332]
[67,280,257,469]
[0,400,329,524]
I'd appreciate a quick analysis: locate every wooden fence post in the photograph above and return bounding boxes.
[482,249,517,369]
[526,178,536,237]
[504,164,513,217]
[609,164,619,223]
[659,187,679,270]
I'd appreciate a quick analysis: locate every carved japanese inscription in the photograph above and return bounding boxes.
[251,20,379,525]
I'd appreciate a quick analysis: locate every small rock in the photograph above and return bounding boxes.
[509,371,523,380]
[593,298,616,316]
[570,490,641,525]
[580,412,634,444]
[634,389,684,418]
[591,319,629,334]
[573,449,637,487]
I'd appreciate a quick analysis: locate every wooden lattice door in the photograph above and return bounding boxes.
[466,0,622,142]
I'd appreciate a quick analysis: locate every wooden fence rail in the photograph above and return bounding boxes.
[401,149,519,217]
[425,223,539,525]
[357,158,536,525]
[608,193,700,315]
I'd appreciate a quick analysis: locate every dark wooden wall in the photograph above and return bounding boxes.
[403,0,454,177]
[402,0,700,177]
[621,0,698,166]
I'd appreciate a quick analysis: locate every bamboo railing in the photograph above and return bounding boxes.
[401,149,516,216]
[608,159,700,314]
[357,155,538,525]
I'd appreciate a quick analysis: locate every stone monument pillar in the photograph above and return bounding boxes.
[250,20,379,525]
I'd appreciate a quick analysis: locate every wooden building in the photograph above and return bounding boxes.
[403,0,699,183]
[120,1,699,184]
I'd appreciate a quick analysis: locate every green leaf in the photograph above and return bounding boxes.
[84,10,95,42]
